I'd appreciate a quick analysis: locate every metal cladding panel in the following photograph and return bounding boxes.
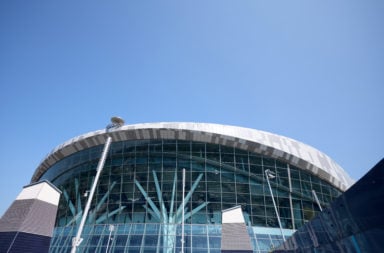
[0,199,58,236]
[16,181,60,206]
[142,129,150,139]
[31,122,354,191]
[117,130,126,140]
[83,139,92,148]
[0,199,33,232]
[151,129,159,139]
[222,206,246,223]
[95,135,105,145]
[177,130,186,140]
[221,206,253,252]
[0,181,60,237]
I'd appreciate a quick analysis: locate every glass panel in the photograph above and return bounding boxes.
[47,139,341,252]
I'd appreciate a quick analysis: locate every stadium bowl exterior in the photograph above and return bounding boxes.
[32,122,354,253]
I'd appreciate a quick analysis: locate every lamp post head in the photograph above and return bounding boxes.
[265,169,276,179]
[106,116,125,131]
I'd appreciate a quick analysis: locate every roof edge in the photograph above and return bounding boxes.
[31,122,354,191]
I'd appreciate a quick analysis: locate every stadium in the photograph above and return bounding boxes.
[31,122,354,253]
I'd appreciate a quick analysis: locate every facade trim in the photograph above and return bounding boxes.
[31,122,353,191]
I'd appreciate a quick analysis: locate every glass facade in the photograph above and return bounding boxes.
[39,139,342,253]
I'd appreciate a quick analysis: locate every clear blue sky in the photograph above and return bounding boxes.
[0,1,383,216]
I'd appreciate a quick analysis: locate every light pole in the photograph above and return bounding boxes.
[265,169,286,242]
[71,117,124,253]
[105,224,115,253]
[181,168,186,253]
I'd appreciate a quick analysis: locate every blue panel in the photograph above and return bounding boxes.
[0,232,51,253]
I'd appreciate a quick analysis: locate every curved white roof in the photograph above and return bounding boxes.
[32,122,354,191]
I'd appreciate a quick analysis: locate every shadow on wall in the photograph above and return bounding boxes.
[273,158,384,253]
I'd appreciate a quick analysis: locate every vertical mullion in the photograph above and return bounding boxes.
[287,164,295,230]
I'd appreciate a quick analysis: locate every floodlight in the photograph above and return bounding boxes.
[111,116,125,127]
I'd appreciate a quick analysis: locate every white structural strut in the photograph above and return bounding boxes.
[133,170,207,252]
[71,136,112,253]
[312,190,323,212]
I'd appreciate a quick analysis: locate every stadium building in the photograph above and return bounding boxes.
[31,122,354,253]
